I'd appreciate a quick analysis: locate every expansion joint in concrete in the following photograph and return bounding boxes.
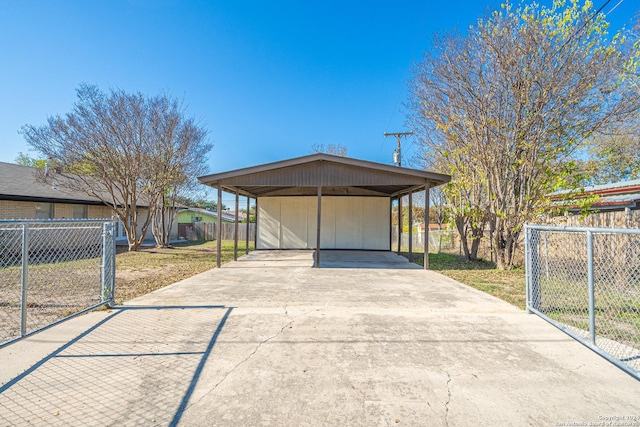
[445,373,452,427]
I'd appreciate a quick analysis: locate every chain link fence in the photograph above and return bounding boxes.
[525,224,640,380]
[391,229,457,253]
[0,219,115,347]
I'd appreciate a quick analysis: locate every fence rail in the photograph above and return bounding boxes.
[525,224,640,380]
[0,219,116,347]
[390,229,456,252]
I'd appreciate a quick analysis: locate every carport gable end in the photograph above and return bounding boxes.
[198,153,451,268]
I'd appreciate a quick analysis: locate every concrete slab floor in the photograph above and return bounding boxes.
[0,250,638,426]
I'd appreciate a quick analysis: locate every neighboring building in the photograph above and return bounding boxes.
[0,162,112,220]
[547,179,640,228]
[177,207,239,224]
[176,207,240,241]
[0,161,178,243]
[550,179,640,213]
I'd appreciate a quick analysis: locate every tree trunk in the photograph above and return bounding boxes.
[455,217,472,261]
[494,229,518,270]
[151,191,178,248]
[470,235,481,260]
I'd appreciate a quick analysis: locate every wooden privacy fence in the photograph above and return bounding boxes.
[178,222,256,242]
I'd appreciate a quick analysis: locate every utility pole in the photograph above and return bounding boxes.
[383,131,413,167]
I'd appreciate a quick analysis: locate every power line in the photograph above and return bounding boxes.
[557,0,613,53]
[604,0,624,17]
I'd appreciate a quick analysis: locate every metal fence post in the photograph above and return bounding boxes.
[108,221,116,308]
[525,224,531,313]
[102,221,116,307]
[586,230,596,345]
[525,225,540,313]
[20,223,29,337]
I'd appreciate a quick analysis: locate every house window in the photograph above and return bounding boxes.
[73,205,88,219]
[35,202,54,219]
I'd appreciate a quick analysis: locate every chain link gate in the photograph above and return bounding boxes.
[525,224,640,380]
[0,219,116,347]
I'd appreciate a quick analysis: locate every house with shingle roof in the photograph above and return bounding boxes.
[0,161,112,220]
[0,162,178,242]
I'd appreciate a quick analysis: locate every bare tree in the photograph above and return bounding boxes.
[21,84,211,250]
[146,95,209,247]
[408,1,639,269]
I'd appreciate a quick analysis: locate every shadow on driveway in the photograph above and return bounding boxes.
[0,305,232,426]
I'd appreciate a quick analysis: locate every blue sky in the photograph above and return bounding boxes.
[0,0,637,183]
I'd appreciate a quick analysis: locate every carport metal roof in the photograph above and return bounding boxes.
[198,153,451,197]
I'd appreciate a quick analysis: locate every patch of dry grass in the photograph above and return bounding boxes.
[409,252,526,309]
[114,240,253,304]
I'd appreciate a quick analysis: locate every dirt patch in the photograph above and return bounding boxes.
[114,240,252,304]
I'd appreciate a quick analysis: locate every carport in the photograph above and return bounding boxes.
[198,153,451,268]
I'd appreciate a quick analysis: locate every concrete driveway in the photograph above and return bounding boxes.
[1,250,638,426]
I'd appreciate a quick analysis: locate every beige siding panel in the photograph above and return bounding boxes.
[363,198,390,250]
[306,196,318,249]
[320,196,336,249]
[280,197,309,249]
[257,196,390,250]
[335,197,363,249]
[135,208,151,240]
[257,197,281,249]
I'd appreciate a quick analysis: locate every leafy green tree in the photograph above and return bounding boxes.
[15,152,47,169]
[579,16,640,185]
[408,0,639,269]
[583,125,640,184]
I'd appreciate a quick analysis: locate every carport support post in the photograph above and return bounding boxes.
[254,198,259,249]
[245,196,250,254]
[389,198,394,251]
[424,183,430,270]
[397,196,402,254]
[316,185,322,268]
[408,191,413,262]
[217,184,222,268]
[234,190,239,261]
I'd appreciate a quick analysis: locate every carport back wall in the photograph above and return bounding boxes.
[257,196,390,250]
